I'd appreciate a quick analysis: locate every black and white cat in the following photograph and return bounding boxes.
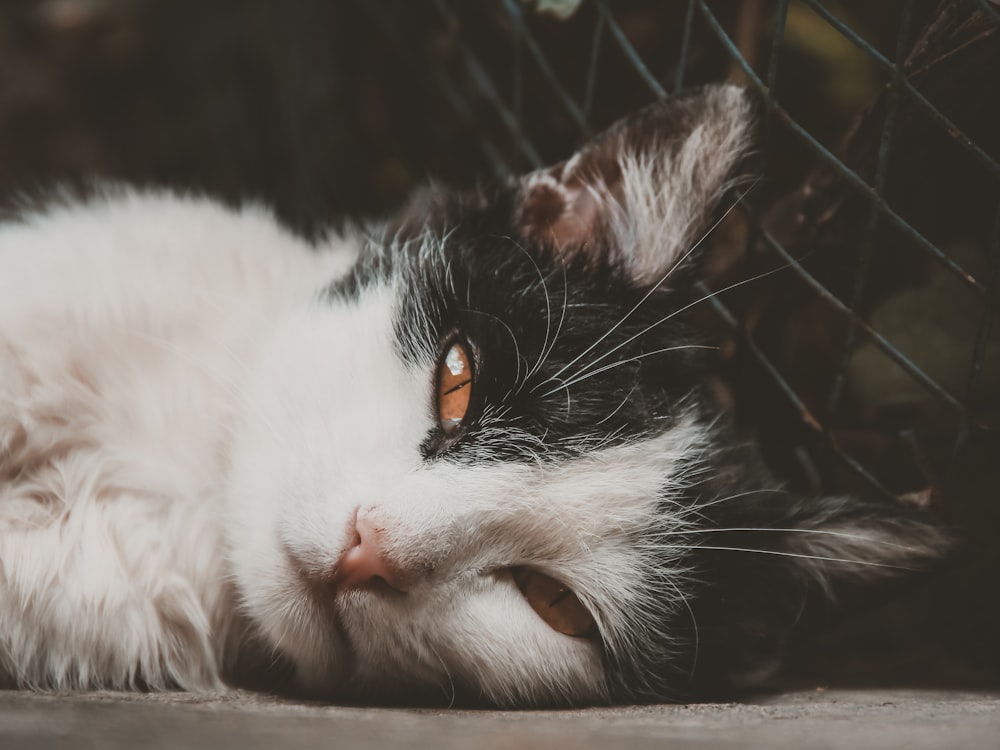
[0,85,947,706]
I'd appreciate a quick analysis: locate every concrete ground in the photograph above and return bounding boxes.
[3,688,1000,750]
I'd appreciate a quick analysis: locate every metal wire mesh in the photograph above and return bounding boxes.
[381,0,1000,515]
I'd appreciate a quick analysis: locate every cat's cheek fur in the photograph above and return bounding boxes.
[333,429,707,706]
[342,577,608,706]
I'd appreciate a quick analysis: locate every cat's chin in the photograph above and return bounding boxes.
[265,582,358,697]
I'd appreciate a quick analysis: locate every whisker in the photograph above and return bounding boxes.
[538,179,759,390]
[656,527,922,552]
[458,308,525,385]
[537,345,717,398]
[642,545,917,570]
[683,487,791,515]
[526,262,570,384]
[664,577,699,680]
[426,643,457,709]
[543,263,789,395]
[501,235,553,385]
[596,382,639,425]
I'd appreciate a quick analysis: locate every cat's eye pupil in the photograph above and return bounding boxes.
[548,589,572,607]
[437,341,473,434]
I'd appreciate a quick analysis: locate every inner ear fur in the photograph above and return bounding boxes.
[515,84,754,285]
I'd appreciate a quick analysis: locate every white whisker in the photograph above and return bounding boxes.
[537,179,759,391]
[526,262,569,384]
[546,263,788,395]
[664,577,699,679]
[502,235,553,385]
[657,527,922,552]
[538,345,717,398]
[596,382,639,425]
[683,487,790,515]
[643,545,916,570]
[427,643,457,709]
[458,308,525,385]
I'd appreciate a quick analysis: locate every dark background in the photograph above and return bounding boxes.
[1,0,998,690]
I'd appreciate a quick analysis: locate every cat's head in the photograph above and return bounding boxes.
[224,85,949,706]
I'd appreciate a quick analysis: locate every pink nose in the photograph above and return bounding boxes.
[333,514,405,593]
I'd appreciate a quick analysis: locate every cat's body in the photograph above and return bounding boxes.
[0,86,948,706]
[0,192,357,690]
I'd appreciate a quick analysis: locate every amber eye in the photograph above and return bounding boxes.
[437,341,473,433]
[511,567,596,638]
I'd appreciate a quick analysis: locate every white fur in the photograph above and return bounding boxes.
[0,190,353,689]
[0,189,707,705]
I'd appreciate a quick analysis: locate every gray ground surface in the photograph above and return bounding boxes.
[3,688,1000,750]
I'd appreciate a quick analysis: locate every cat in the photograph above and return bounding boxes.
[0,84,948,706]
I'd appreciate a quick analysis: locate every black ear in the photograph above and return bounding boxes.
[515,84,753,285]
[381,180,475,244]
[687,486,952,693]
[756,493,950,594]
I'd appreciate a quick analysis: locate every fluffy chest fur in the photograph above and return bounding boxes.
[0,87,947,706]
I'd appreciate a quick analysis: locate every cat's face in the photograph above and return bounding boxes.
[224,86,947,706]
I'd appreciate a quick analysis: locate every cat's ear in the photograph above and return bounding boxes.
[770,495,951,592]
[514,84,753,286]
[382,181,462,244]
[688,492,951,692]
